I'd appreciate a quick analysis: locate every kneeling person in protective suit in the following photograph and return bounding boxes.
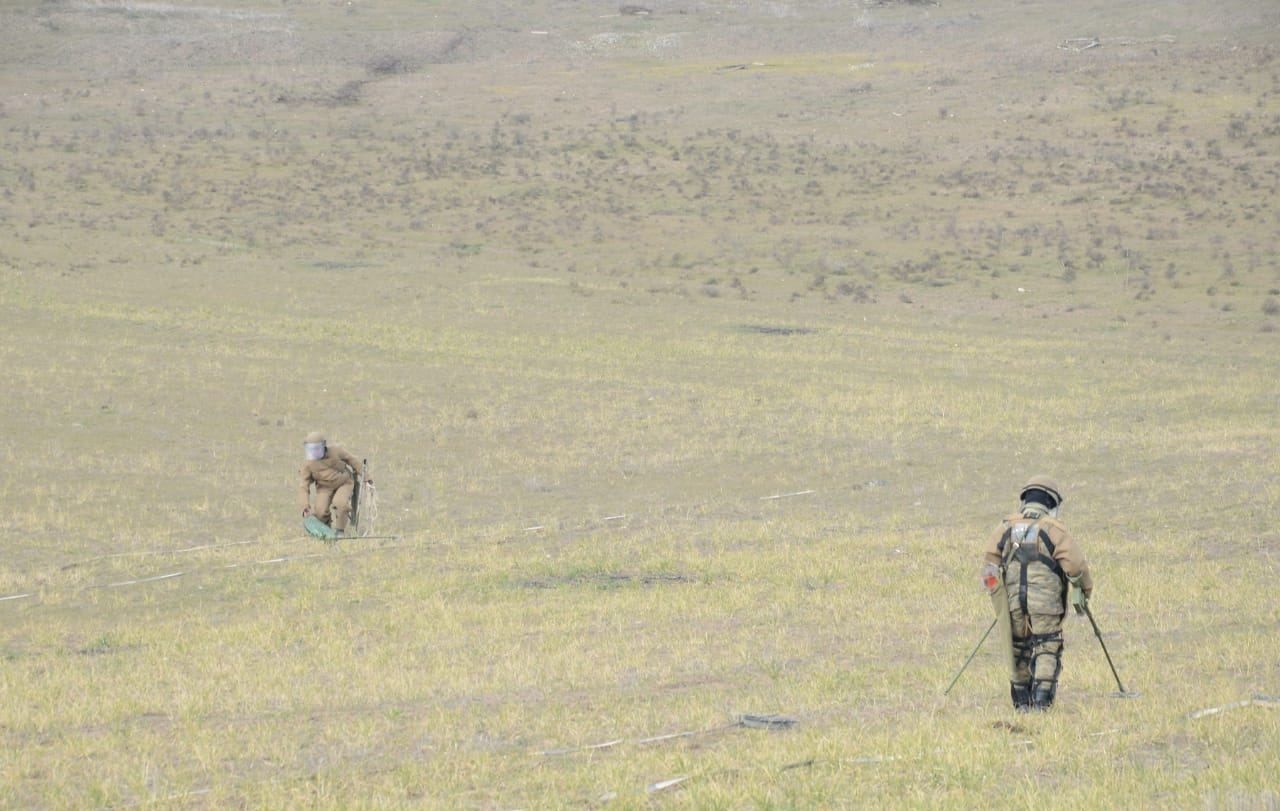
[982,475,1092,711]
[298,431,369,538]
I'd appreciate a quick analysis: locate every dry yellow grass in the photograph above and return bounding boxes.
[2,0,1279,807]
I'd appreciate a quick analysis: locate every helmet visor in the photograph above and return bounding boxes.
[304,442,326,461]
[1021,487,1058,510]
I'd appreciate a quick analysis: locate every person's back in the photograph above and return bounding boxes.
[982,475,1092,710]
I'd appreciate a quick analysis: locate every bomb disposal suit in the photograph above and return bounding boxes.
[982,475,1092,711]
[298,432,365,536]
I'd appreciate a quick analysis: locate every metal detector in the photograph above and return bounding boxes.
[944,616,999,696]
[350,458,379,538]
[350,458,366,533]
[1081,602,1139,698]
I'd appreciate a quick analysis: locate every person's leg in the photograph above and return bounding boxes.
[313,487,336,526]
[1028,613,1065,710]
[1009,608,1034,710]
[1010,636,1034,710]
[330,480,355,532]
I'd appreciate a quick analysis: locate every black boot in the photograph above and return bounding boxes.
[1031,681,1056,711]
[1010,682,1032,711]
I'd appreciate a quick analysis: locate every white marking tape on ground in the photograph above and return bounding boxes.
[171,540,257,555]
[760,489,815,501]
[219,553,327,570]
[647,776,689,794]
[66,539,258,568]
[636,730,697,745]
[263,554,326,564]
[538,721,740,756]
[1188,696,1280,719]
[536,739,623,756]
[14,483,826,605]
[105,571,185,588]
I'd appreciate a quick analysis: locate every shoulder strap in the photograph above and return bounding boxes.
[1012,522,1037,619]
[1037,529,1066,580]
[997,524,1014,563]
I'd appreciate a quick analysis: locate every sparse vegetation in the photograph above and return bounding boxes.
[1,0,1278,808]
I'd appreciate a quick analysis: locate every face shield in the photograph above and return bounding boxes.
[304,442,326,461]
[1020,488,1060,518]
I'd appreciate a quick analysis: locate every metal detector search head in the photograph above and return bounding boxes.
[304,515,338,541]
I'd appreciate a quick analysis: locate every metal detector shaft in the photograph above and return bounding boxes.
[350,458,367,530]
[944,616,999,696]
[1082,603,1129,694]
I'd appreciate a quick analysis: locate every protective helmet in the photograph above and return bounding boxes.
[1019,474,1063,509]
[303,431,327,461]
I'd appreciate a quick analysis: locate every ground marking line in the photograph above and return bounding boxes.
[1188,699,1253,719]
[173,540,257,554]
[1188,695,1280,719]
[12,483,825,604]
[62,537,293,567]
[760,489,815,500]
[104,571,185,588]
[62,539,258,569]
[537,738,625,756]
[53,528,418,574]
[52,482,816,574]
[537,721,744,756]
[258,554,326,565]
[636,730,698,744]
[647,776,689,793]
[219,553,328,570]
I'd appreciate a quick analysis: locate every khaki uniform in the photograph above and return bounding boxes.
[984,507,1092,709]
[298,446,364,532]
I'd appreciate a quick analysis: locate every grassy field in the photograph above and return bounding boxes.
[2,0,1279,807]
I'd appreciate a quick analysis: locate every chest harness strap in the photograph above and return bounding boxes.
[999,522,1067,633]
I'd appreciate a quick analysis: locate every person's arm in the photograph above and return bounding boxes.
[298,466,314,515]
[334,447,365,480]
[982,522,1007,568]
[1053,528,1093,596]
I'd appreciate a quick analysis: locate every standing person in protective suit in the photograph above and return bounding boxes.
[982,475,1093,711]
[298,432,368,538]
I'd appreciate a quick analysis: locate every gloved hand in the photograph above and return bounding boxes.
[1070,583,1089,615]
